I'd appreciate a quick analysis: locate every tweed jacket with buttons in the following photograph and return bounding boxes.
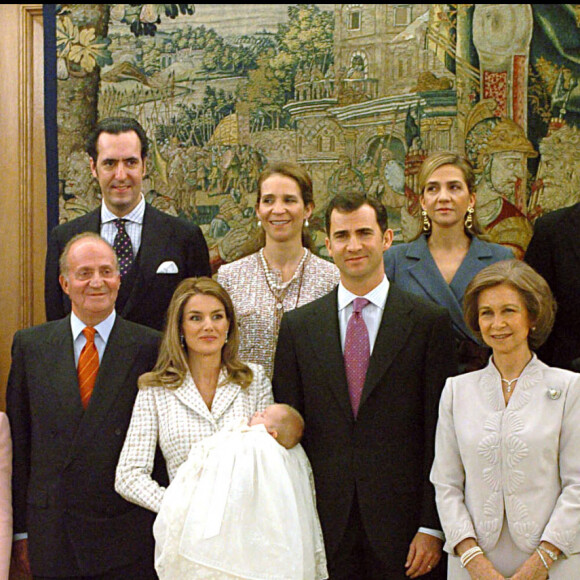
[116,362,274,513]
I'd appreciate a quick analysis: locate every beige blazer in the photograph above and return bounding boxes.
[0,413,12,580]
[116,363,274,513]
[431,356,580,556]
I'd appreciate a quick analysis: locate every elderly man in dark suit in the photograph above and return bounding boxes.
[273,193,457,579]
[45,116,211,331]
[525,201,580,371]
[9,233,162,579]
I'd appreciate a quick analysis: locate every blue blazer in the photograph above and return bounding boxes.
[384,235,513,342]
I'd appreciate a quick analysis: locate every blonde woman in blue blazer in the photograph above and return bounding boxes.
[384,152,512,372]
[431,260,580,579]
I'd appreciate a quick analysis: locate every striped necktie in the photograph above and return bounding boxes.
[78,327,99,409]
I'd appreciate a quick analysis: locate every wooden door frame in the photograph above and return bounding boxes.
[0,4,46,406]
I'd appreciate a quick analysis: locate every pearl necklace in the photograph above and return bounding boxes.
[259,248,309,324]
[260,248,308,293]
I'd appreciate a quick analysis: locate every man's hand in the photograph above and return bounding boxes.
[11,538,31,577]
[405,532,442,578]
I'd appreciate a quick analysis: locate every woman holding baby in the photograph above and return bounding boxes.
[116,277,327,579]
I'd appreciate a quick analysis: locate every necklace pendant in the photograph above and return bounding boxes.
[501,375,520,393]
[276,302,283,310]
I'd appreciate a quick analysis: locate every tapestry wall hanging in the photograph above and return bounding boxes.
[51,4,580,269]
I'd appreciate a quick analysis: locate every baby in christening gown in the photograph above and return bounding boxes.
[154,404,328,580]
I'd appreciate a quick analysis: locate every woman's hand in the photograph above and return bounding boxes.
[510,551,550,580]
[455,539,506,580]
[465,555,506,580]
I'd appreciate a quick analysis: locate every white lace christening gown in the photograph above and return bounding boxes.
[154,422,328,580]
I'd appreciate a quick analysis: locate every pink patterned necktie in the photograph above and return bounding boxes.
[113,218,134,276]
[344,297,370,418]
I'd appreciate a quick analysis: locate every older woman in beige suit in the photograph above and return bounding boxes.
[0,413,12,580]
[115,277,273,515]
[431,260,580,579]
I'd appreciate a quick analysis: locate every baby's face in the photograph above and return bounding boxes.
[249,405,286,433]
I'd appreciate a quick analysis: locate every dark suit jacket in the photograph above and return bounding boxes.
[7,315,162,577]
[273,284,457,577]
[525,202,580,371]
[45,203,211,330]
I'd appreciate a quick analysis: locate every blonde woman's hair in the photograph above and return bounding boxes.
[463,260,556,351]
[139,277,253,389]
[417,151,483,237]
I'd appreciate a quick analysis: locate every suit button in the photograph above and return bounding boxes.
[114,428,122,436]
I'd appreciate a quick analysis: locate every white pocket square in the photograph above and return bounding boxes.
[156,261,179,274]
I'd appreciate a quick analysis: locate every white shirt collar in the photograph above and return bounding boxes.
[101,194,145,225]
[337,275,389,312]
[70,309,116,343]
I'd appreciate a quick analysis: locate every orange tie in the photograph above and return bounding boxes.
[78,327,99,409]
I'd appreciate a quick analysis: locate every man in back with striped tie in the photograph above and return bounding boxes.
[8,232,163,579]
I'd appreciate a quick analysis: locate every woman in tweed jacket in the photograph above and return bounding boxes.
[217,162,340,378]
[115,277,274,514]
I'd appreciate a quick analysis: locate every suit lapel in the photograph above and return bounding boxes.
[407,237,452,307]
[121,204,166,318]
[44,317,84,429]
[451,237,493,298]
[408,236,474,340]
[449,237,499,339]
[66,317,139,464]
[211,377,242,422]
[73,208,101,235]
[172,372,241,424]
[307,290,354,421]
[360,285,414,409]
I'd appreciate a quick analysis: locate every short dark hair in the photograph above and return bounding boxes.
[325,192,388,234]
[85,117,149,162]
[463,260,556,351]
